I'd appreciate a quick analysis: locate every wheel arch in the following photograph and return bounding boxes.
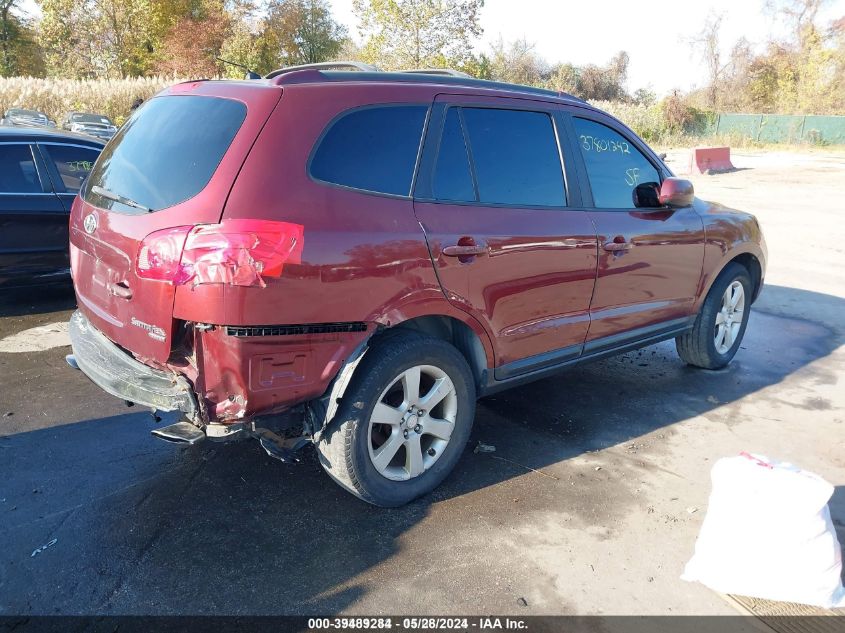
[696,245,765,311]
[312,308,494,440]
[371,314,491,389]
[730,252,763,302]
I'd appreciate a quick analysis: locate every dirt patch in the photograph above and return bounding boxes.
[0,322,70,353]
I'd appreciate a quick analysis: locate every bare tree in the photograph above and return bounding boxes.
[765,0,831,46]
[688,12,727,109]
[488,37,546,86]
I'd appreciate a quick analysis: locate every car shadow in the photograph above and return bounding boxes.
[0,283,842,614]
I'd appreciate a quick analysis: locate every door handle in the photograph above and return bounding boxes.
[442,244,488,257]
[603,237,632,252]
[108,281,132,299]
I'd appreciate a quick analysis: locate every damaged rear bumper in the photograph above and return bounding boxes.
[68,310,199,421]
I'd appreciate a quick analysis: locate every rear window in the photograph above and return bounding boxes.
[82,95,246,213]
[310,105,428,196]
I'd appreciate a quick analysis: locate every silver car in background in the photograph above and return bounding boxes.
[61,112,117,141]
[1,108,56,128]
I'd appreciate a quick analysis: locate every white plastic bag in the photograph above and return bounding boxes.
[682,452,845,608]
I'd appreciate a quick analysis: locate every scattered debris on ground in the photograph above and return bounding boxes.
[31,538,58,558]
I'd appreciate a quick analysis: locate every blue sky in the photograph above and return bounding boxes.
[20,0,845,94]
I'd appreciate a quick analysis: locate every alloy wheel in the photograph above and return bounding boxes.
[714,280,745,354]
[367,365,458,481]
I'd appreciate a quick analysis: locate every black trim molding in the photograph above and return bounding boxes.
[226,323,368,337]
[483,316,694,396]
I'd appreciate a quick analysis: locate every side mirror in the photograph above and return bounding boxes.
[659,177,694,207]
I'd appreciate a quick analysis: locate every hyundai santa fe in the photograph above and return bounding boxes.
[66,65,766,507]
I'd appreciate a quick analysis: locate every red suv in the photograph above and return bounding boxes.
[67,66,766,506]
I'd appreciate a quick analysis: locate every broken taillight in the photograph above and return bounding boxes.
[136,220,304,287]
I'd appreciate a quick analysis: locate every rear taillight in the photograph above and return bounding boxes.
[137,226,192,283]
[136,220,304,288]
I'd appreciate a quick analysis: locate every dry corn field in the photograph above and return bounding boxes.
[0,77,179,124]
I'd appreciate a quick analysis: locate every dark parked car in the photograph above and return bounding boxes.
[1,108,56,128]
[66,65,766,506]
[0,127,103,288]
[61,111,118,141]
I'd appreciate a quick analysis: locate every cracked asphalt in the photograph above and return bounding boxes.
[0,150,843,615]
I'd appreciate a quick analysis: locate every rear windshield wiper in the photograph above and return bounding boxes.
[91,185,153,213]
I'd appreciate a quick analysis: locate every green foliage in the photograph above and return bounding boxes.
[0,2,44,77]
[38,0,157,78]
[487,37,545,86]
[150,0,228,77]
[33,0,347,80]
[265,0,348,67]
[688,1,845,115]
[593,100,667,143]
[481,39,630,102]
[592,94,718,146]
[352,0,484,70]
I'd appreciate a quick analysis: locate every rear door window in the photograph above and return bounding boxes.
[432,108,475,202]
[41,144,101,193]
[310,105,428,196]
[461,108,566,207]
[572,117,660,208]
[0,144,40,193]
[83,95,247,213]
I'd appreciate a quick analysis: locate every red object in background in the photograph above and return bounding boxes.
[689,146,735,174]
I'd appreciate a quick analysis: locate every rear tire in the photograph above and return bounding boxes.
[316,332,475,507]
[676,262,752,369]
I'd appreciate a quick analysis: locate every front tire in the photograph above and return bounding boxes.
[316,333,476,507]
[676,262,752,369]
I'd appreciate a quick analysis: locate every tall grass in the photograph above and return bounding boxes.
[0,77,176,125]
[1,77,840,150]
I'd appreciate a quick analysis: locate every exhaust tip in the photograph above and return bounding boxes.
[151,421,205,445]
[65,354,79,370]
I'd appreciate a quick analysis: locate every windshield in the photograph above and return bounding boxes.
[71,113,113,125]
[82,95,247,214]
[9,109,45,118]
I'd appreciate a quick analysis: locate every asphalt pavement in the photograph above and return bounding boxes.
[0,151,843,615]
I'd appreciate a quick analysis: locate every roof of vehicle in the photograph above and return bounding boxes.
[0,125,106,145]
[66,111,114,119]
[266,69,592,107]
[5,108,46,115]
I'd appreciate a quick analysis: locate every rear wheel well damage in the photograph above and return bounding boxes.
[383,315,488,388]
[309,315,489,442]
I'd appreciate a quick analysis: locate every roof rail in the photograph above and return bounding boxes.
[266,61,378,79]
[403,68,471,78]
[264,64,587,105]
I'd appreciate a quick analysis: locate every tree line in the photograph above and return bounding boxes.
[0,0,843,114]
[687,0,845,114]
